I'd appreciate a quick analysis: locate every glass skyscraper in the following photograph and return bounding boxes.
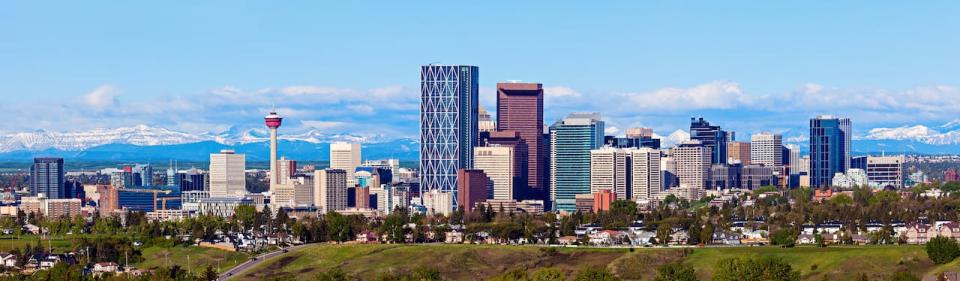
[810,115,852,187]
[420,65,479,207]
[549,113,604,212]
[30,157,65,199]
[689,117,729,164]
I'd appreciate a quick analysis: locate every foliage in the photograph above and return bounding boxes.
[926,236,960,264]
[654,262,697,281]
[573,266,620,281]
[770,228,797,247]
[712,256,800,281]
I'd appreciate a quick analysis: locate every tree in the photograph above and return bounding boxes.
[380,212,407,243]
[927,236,960,264]
[203,265,219,281]
[234,205,257,231]
[326,213,353,243]
[712,257,799,281]
[656,222,672,245]
[655,263,697,281]
[574,266,620,281]
[770,228,797,247]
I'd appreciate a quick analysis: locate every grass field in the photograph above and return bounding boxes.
[238,244,960,281]
[136,246,251,273]
[0,235,77,253]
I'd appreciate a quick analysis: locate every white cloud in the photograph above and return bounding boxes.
[347,104,375,115]
[622,81,750,111]
[81,85,120,109]
[300,120,348,130]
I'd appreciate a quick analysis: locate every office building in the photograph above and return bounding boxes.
[593,189,614,213]
[363,159,401,178]
[496,82,545,197]
[673,140,711,190]
[590,147,629,200]
[549,113,604,212]
[420,65,479,207]
[480,130,529,198]
[330,141,361,185]
[810,116,852,187]
[478,106,496,133]
[474,145,519,200]
[422,189,454,216]
[631,148,662,200]
[727,141,751,165]
[661,156,678,189]
[314,169,348,214]
[457,169,489,213]
[136,164,153,187]
[866,155,904,189]
[710,163,742,189]
[689,117,729,164]
[179,168,208,192]
[209,150,246,198]
[851,156,868,171]
[741,165,774,190]
[750,132,783,170]
[786,144,801,175]
[604,134,661,150]
[30,157,65,199]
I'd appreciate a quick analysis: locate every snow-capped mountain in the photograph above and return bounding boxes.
[654,129,691,147]
[0,125,206,152]
[865,125,960,145]
[0,124,394,152]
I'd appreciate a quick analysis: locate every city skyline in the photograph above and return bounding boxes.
[1,2,959,142]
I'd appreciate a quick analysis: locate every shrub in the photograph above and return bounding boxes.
[926,236,960,264]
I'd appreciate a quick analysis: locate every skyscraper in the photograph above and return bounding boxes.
[30,157,65,199]
[727,141,751,165]
[209,150,246,198]
[689,117,729,164]
[673,140,711,191]
[750,132,783,170]
[631,148,662,200]
[330,142,361,185]
[549,113,604,212]
[474,145,517,200]
[786,144,801,175]
[496,82,545,198]
[457,169,489,213]
[810,115,852,187]
[420,65,479,207]
[590,147,629,200]
[314,169,348,213]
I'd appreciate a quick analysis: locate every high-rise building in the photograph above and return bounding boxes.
[727,141,751,165]
[549,113,604,211]
[478,106,496,133]
[474,145,518,200]
[786,144,801,175]
[314,169,348,213]
[420,65,479,207]
[480,130,528,199]
[810,115,851,187]
[631,148,662,200]
[496,82,545,198]
[265,111,283,189]
[590,147,629,200]
[592,189,614,213]
[750,132,783,170]
[866,155,904,189]
[278,157,297,185]
[209,150,246,198]
[330,142,361,185]
[710,163,742,189]
[136,164,153,187]
[741,164,774,189]
[30,157,65,199]
[689,117,728,164]
[457,169,489,213]
[673,140,711,191]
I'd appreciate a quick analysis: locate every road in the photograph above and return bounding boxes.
[217,244,311,281]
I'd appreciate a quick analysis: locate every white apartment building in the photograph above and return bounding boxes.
[474,145,517,200]
[314,169,348,213]
[330,142,361,185]
[750,132,783,170]
[209,150,246,198]
[631,148,662,200]
[590,147,629,200]
[422,189,454,216]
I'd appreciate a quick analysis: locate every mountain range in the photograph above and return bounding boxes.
[0,122,959,162]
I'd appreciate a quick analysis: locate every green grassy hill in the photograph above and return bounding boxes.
[237,244,960,281]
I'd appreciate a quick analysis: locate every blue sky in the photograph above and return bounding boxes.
[1,1,959,140]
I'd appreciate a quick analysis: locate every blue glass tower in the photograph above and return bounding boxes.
[809,115,852,187]
[420,65,479,207]
[30,157,65,199]
[549,113,604,212]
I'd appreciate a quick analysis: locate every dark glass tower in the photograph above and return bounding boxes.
[30,157,65,199]
[809,115,852,187]
[689,117,728,164]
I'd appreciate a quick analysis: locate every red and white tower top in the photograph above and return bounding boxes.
[265,112,283,129]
